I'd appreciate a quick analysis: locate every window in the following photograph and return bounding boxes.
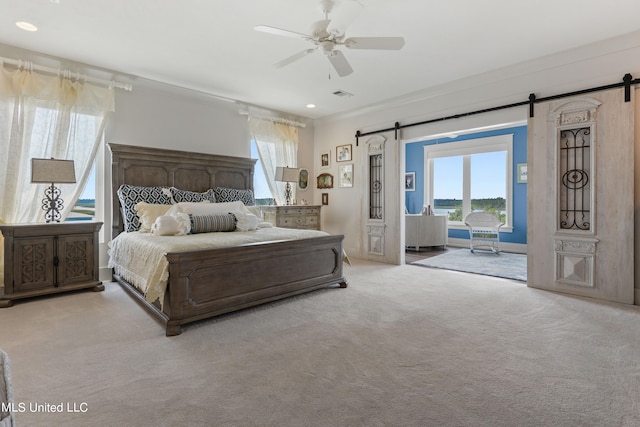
[66,142,106,247]
[68,162,96,221]
[425,134,513,228]
[432,155,463,219]
[67,138,106,224]
[251,140,275,205]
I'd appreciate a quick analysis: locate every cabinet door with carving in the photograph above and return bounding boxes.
[57,234,95,287]
[13,237,56,292]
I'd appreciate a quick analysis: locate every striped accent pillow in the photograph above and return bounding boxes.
[189,213,237,233]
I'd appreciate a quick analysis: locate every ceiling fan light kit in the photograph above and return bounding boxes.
[255,0,405,77]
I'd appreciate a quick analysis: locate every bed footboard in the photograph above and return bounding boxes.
[120,234,346,336]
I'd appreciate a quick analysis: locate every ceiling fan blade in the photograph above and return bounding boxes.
[327,50,353,77]
[274,49,317,68]
[254,25,310,39]
[326,0,363,36]
[344,37,405,50]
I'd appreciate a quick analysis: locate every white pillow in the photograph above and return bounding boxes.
[164,201,211,216]
[134,202,173,233]
[245,205,263,220]
[151,214,190,236]
[166,200,249,216]
[235,212,259,231]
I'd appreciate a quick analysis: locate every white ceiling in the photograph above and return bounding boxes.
[2,0,640,119]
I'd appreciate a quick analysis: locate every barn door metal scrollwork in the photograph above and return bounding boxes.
[365,135,386,257]
[553,99,600,288]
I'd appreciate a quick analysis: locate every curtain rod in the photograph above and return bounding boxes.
[239,110,306,128]
[355,73,639,145]
[1,56,132,91]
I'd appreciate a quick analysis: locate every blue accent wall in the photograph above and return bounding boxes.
[405,125,527,244]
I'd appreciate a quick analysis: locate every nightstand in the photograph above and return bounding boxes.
[262,205,321,230]
[0,222,103,307]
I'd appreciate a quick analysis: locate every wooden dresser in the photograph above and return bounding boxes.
[262,205,321,230]
[0,222,103,307]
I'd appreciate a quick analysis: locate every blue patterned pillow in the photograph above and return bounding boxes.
[189,213,237,233]
[213,187,255,206]
[117,185,172,232]
[170,187,216,203]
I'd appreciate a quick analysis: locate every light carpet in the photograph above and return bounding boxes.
[412,249,528,282]
[1,259,640,426]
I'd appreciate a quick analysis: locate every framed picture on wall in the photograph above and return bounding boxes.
[338,164,353,188]
[298,168,309,191]
[320,151,330,168]
[317,173,333,189]
[517,163,528,183]
[336,144,352,162]
[405,172,416,191]
[322,193,329,205]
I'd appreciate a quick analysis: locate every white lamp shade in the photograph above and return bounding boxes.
[275,166,300,182]
[31,158,76,184]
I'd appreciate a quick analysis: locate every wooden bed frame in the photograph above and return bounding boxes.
[109,143,347,336]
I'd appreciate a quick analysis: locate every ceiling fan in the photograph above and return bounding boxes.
[254,0,405,77]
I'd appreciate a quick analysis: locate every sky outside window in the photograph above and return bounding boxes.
[471,151,506,199]
[433,156,462,199]
[434,151,506,199]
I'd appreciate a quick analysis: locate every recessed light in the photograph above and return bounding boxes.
[306,104,316,109]
[16,21,38,32]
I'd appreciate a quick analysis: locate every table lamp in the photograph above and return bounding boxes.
[31,158,76,223]
[275,166,300,206]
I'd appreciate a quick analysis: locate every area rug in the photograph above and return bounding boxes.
[411,249,527,281]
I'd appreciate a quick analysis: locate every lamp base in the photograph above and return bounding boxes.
[284,182,293,206]
[42,184,65,223]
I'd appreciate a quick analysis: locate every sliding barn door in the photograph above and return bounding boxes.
[527,89,634,303]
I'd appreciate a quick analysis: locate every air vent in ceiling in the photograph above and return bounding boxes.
[333,90,354,97]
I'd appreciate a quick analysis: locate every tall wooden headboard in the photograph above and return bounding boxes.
[108,143,256,237]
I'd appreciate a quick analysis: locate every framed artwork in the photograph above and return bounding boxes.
[320,151,330,168]
[322,193,329,205]
[298,168,309,191]
[517,163,528,183]
[405,172,415,191]
[316,173,334,189]
[336,144,352,162]
[339,164,353,188]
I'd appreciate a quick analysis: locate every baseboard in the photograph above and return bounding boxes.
[446,238,527,254]
[99,267,113,282]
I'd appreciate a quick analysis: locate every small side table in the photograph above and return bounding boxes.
[0,222,103,307]
[405,214,447,251]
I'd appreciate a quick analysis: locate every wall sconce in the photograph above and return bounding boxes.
[275,166,300,206]
[31,158,76,223]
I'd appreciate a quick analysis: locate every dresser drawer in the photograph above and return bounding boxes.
[305,216,319,226]
[279,207,320,216]
[277,216,306,227]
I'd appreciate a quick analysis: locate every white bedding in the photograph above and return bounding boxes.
[108,227,329,306]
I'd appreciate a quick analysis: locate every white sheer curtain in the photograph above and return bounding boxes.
[0,62,115,285]
[248,117,299,205]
